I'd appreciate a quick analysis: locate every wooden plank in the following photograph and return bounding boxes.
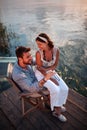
[0,92,21,127]
[17,119,36,130]
[0,85,87,130]
[40,108,76,130]
[41,105,87,130]
[3,87,61,130]
[3,87,64,130]
[26,109,61,130]
[0,90,36,130]
[66,100,87,126]
[68,89,87,112]
[64,112,86,130]
[0,108,16,130]
[2,86,38,117]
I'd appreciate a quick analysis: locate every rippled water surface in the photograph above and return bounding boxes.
[0,0,87,96]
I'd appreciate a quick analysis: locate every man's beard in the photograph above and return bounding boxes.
[23,60,32,65]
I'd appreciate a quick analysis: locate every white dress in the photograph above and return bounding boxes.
[35,48,69,111]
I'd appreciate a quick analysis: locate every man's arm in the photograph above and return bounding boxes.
[12,66,55,92]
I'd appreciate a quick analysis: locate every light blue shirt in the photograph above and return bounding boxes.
[12,62,40,92]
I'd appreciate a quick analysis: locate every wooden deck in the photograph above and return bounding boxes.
[0,80,87,130]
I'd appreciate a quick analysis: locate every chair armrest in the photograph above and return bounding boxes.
[20,92,42,98]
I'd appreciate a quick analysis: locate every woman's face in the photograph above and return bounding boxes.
[36,40,47,50]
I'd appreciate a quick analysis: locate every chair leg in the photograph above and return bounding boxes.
[21,97,43,116]
[21,97,25,116]
[21,93,50,116]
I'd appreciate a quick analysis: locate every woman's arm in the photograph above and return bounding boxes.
[36,51,46,75]
[36,49,59,86]
[36,48,59,72]
[49,48,59,71]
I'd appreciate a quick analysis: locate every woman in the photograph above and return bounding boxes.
[35,33,69,122]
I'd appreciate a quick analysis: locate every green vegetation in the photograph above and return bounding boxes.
[0,23,10,55]
[56,66,87,97]
[0,23,18,56]
[57,44,87,97]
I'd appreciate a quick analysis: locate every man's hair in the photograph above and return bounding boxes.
[16,46,30,58]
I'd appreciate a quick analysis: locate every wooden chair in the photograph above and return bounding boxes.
[6,62,50,116]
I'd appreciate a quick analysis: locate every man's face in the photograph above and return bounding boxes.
[22,51,32,65]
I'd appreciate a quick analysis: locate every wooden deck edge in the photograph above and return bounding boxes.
[67,97,87,113]
[69,88,87,99]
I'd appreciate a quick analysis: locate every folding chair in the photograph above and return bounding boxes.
[6,62,50,116]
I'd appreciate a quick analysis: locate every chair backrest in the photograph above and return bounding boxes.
[7,62,14,79]
[7,62,23,92]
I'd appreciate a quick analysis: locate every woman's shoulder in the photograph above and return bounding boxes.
[36,50,42,58]
[36,49,43,55]
[53,47,59,52]
[36,49,41,53]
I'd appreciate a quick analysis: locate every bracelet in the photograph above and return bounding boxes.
[39,78,47,88]
[43,78,47,82]
[38,81,42,87]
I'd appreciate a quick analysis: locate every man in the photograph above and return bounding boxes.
[12,46,67,122]
[12,46,55,92]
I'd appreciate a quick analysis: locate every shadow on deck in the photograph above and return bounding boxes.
[0,78,87,130]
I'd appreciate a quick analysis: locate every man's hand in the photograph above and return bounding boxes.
[39,71,56,88]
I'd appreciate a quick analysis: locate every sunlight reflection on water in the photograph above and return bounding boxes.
[0,1,87,49]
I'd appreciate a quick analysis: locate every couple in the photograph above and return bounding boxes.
[12,33,69,122]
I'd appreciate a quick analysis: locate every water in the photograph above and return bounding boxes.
[0,0,87,96]
[0,0,87,50]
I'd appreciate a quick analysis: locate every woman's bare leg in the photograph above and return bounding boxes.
[54,107,61,115]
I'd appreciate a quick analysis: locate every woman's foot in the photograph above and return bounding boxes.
[61,106,66,112]
[52,111,67,122]
[58,114,67,122]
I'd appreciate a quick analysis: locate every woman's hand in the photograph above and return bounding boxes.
[37,66,46,75]
[50,78,59,86]
[44,70,56,81]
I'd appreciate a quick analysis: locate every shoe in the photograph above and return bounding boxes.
[58,114,67,122]
[61,106,66,112]
[52,112,67,122]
